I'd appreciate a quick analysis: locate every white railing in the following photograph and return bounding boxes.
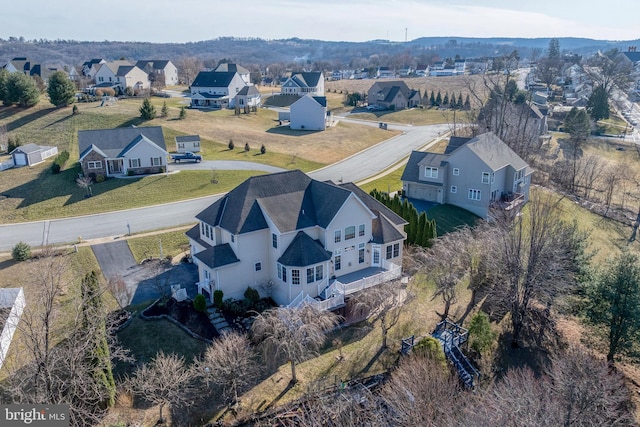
[312,293,345,311]
[0,288,25,370]
[0,159,14,171]
[288,291,304,309]
[338,262,402,296]
[316,277,329,298]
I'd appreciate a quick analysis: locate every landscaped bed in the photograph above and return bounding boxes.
[142,298,218,341]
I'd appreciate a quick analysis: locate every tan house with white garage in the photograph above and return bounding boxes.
[187,170,407,310]
[401,132,532,219]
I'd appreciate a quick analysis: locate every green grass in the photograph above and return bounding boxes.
[127,229,190,263]
[358,168,404,194]
[428,204,480,235]
[115,316,209,377]
[0,165,264,223]
[348,107,463,125]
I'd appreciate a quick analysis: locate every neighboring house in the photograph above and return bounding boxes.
[187,170,406,309]
[398,66,413,77]
[290,95,329,130]
[236,85,261,108]
[190,71,247,109]
[94,60,132,85]
[136,60,179,87]
[82,58,106,80]
[10,143,58,167]
[367,80,421,110]
[175,135,201,153]
[454,59,466,74]
[376,66,394,78]
[401,132,532,219]
[78,126,167,177]
[281,72,325,97]
[94,61,150,92]
[214,63,251,85]
[3,57,42,77]
[415,64,429,77]
[352,69,369,79]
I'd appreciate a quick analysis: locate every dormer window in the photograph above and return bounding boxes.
[424,167,438,179]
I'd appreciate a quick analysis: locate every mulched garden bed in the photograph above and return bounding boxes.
[143,298,219,340]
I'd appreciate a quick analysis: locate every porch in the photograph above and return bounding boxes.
[491,192,525,211]
[289,260,402,311]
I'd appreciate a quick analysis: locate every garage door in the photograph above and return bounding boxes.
[14,153,27,166]
[408,185,438,202]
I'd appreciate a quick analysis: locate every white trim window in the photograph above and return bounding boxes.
[451,186,457,193]
[334,230,341,243]
[128,158,140,168]
[424,167,438,179]
[255,262,261,271]
[315,265,323,281]
[453,168,460,176]
[345,226,356,240]
[151,156,162,166]
[358,224,365,237]
[87,161,102,169]
[482,172,490,184]
[468,189,481,201]
[307,268,315,283]
[292,269,300,285]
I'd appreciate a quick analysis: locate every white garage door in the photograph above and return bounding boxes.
[14,153,27,166]
[408,185,438,202]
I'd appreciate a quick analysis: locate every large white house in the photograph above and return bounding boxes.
[290,95,329,130]
[135,60,179,87]
[401,132,532,219]
[190,71,248,109]
[187,170,406,309]
[281,72,325,96]
[94,61,150,92]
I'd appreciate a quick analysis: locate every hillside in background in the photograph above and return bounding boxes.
[0,36,638,69]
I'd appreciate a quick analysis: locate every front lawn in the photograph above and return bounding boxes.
[127,229,190,263]
[0,165,263,223]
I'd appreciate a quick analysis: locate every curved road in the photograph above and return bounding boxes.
[0,122,450,250]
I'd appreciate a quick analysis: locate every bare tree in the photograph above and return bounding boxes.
[106,274,134,309]
[352,281,407,349]
[487,192,589,348]
[193,331,260,404]
[0,124,7,153]
[175,55,204,86]
[601,164,621,216]
[380,355,462,426]
[584,49,633,95]
[575,153,604,199]
[251,305,340,384]
[3,250,130,426]
[125,351,197,424]
[76,175,93,197]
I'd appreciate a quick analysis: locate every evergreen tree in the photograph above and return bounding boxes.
[429,90,435,106]
[564,107,591,142]
[457,93,464,109]
[6,73,40,107]
[161,101,169,118]
[139,98,156,120]
[81,271,116,407]
[435,91,442,106]
[442,92,449,107]
[47,70,76,107]
[587,85,610,121]
[0,68,10,104]
[179,106,187,120]
[417,212,427,242]
[464,94,471,110]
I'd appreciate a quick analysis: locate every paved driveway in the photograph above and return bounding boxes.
[91,240,137,279]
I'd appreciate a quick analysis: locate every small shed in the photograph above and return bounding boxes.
[175,135,201,153]
[10,143,58,167]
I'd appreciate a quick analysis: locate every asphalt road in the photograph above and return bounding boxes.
[0,122,449,250]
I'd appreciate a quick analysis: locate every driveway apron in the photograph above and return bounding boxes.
[91,240,137,279]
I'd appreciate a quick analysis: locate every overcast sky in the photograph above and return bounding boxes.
[2,0,639,43]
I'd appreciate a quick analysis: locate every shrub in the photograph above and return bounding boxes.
[260,144,266,154]
[412,337,446,365]
[179,106,186,120]
[244,286,260,305]
[51,150,69,174]
[127,170,135,176]
[193,294,207,312]
[12,241,31,262]
[72,104,79,115]
[95,174,105,183]
[213,289,224,308]
[468,312,496,355]
[244,143,250,152]
[125,86,135,96]
[228,139,234,150]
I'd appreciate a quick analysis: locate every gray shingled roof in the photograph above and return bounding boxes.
[175,135,200,143]
[193,243,239,269]
[444,137,472,154]
[215,63,249,75]
[136,60,171,70]
[339,182,407,227]
[277,231,332,267]
[191,71,236,88]
[463,132,529,172]
[401,151,428,184]
[372,215,405,244]
[185,224,210,249]
[195,170,352,235]
[289,72,322,88]
[78,126,166,159]
[10,143,43,155]
[237,85,260,96]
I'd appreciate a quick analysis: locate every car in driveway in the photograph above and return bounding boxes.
[171,152,202,163]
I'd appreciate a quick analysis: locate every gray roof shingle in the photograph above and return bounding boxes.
[78,126,166,159]
[277,231,332,267]
[193,243,240,269]
[372,214,405,244]
[191,71,236,88]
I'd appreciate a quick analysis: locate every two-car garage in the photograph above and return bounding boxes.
[405,182,443,203]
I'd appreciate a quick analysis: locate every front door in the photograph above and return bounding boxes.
[371,245,381,267]
[108,159,123,175]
